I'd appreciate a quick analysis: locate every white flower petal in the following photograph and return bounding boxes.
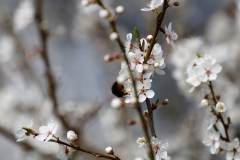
[138,94,146,102]
[226,151,234,160]
[146,90,155,98]
[155,68,165,75]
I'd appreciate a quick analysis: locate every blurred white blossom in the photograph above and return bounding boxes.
[13,0,35,31]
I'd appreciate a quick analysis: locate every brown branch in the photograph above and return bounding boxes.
[146,98,156,138]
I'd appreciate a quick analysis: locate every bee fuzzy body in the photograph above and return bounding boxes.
[111,81,127,97]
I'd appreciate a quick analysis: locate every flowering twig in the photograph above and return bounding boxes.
[50,138,121,160]
[144,0,168,63]
[209,81,230,142]
[95,1,155,159]
[143,0,169,138]
[0,126,57,160]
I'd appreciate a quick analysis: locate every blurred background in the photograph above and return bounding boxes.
[0,0,239,159]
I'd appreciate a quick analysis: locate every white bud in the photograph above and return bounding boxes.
[67,130,78,141]
[153,62,160,68]
[146,35,153,43]
[201,99,209,108]
[111,98,124,109]
[104,54,111,62]
[116,75,125,84]
[99,9,110,19]
[105,147,114,154]
[115,6,124,14]
[216,102,227,112]
[143,110,149,116]
[135,157,144,160]
[109,32,118,41]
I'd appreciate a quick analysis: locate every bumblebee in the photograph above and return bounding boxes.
[111,81,127,97]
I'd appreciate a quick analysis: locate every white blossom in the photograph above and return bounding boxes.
[186,66,205,92]
[151,137,169,159]
[201,59,222,81]
[137,136,147,148]
[35,119,58,141]
[13,0,35,31]
[165,23,178,50]
[222,138,240,160]
[215,102,227,113]
[141,0,163,12]
[137,80,155,102]
[15,119,33,142]
[128,51,144,73]
[202,130,220,154]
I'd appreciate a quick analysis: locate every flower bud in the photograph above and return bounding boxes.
[99,9,110,19]
[105,147,114,154]
[115,6,124,14]
[127,119,136,125]
[116,75,125,84]
[104,54,111,62]
[111,98,124,109]
[146,35,153,43]
[173,2,179,6]
[216,102,227,112]
[67,130,78,141]
[162,99,169,105]
[109,32,118,41]
[143,110,149,117]
[201,99,208,108]
[216,95,221,101]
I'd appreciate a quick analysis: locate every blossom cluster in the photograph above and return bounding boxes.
[203,129,240,160]
[137,136,169,160]
[117,33,166,103]
[186,53,222,92]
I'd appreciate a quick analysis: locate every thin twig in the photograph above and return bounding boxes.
[209,81,230,142]
[146,98,156,138]
[50,138,120,160]
[35,0,76,132]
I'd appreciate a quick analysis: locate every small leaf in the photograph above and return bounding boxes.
[133,27,140,39]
